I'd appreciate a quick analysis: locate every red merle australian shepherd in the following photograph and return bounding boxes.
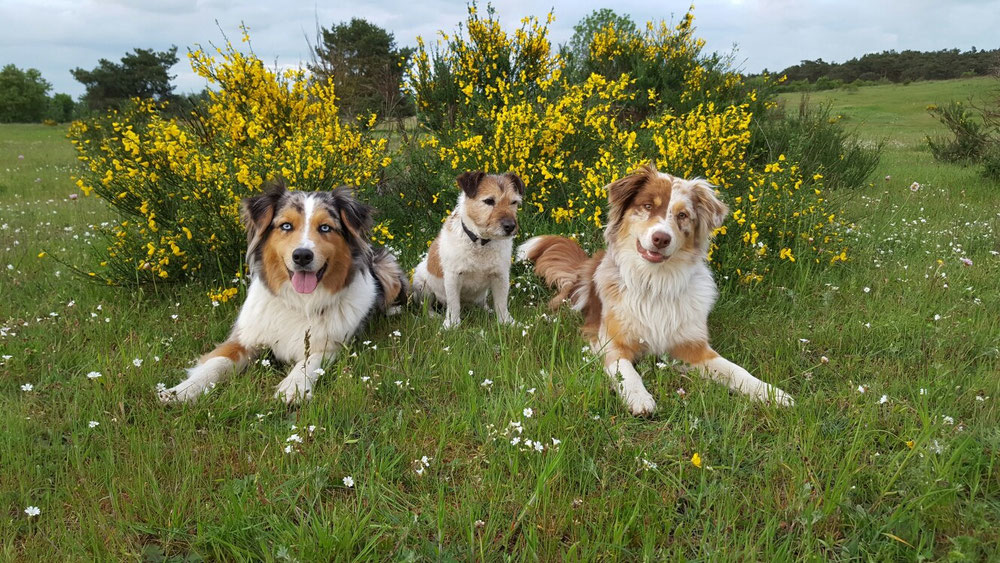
[519,164,793,415]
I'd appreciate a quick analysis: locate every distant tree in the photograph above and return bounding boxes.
[0,64,52,122]
[562,8,638,81]
[309,18,414,120]
[47,93,75,122]
[71,47,179,111]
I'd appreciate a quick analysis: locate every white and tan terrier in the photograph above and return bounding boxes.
[413,171,524,328]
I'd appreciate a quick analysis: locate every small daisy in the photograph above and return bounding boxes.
[286,433,302,443]
[88,420,99,428]
[20,383,33,392]
[24,506,40,517]
[480,378,493,388]
[86,371,102,379]
[343,476,354,488]
[878,395,888,404]
[941,415,954,425]
[523,407,533,418]
[132,358,143,368]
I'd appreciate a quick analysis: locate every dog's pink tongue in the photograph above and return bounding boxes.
[291,271,319,294]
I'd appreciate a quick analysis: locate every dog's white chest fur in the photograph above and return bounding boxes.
[600,251,717,355]
[440,219,512,292]
[234,270,376,362]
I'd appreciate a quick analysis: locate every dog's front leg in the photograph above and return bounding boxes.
[604,351,656,416]
[442,270,463,328]
[489,270,514,325]
[275,352,327,404]
[161,340,256,403]
[671,341,794,406]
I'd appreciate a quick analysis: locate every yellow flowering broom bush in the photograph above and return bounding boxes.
[382,4,851,280]
[69,32,390,286]
[69,7,866,289]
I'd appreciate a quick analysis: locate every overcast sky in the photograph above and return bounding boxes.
[2,0,998,98]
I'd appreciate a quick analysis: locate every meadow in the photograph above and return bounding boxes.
[1,77,998,559]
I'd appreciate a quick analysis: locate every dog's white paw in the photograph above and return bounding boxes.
[160,379,212,404]
[442,315,461,329]
[623,389,657,416]
[751,384,795,407]
[497,311,515,325]
[770,387,795,407]
[275,375,313,404]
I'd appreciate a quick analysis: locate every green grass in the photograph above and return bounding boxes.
[2,75,1000,560]
[778,76,997,147]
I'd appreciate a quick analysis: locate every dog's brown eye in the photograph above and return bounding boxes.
[483,198,496,206]
[643,203,652,211]
[677,212,688,220]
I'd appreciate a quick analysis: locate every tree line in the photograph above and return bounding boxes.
[767,48,1000,92]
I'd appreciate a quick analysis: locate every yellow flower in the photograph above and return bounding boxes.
[691,452,703,468]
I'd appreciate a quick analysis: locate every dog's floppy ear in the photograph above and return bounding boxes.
[330,185,373,246]
[690,179,729,233]
[606,163,656,228]
[241,177,286,242]
[457,171,486,198]
[504,171,525,195]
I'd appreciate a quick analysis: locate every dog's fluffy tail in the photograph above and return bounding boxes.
[517,235,591,310]
[372,249,408,313]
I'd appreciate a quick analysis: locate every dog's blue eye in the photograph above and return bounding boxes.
[280,222,293,231]
[318,224,332,233]
[483,198,495,206]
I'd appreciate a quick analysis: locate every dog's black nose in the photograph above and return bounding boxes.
[501,218,516,235]
[292,248,314,266]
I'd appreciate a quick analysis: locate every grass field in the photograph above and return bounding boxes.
[2,78,999,560]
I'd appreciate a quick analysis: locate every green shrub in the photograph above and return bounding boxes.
[927,101,990,162]
[748,97,882,189]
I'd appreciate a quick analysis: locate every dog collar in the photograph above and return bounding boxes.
[461,221,490,246]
